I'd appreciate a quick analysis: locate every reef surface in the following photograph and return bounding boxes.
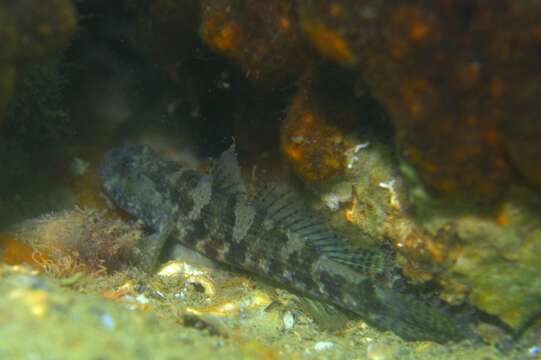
[1,1,541,359]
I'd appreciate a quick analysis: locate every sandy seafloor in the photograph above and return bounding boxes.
[0,256,532,360]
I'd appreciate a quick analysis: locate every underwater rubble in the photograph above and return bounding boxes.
[1,0,541,359]
[0,257,518,359]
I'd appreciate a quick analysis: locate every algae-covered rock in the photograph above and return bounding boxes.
[0,58,75,229]
[269,0,541,334]
[394,166,541,331]
[417,189,541,331]
[6,59,71,142]
[280,63,399,246]
[280,63,391,185]
[286,76,541,331]
[313,138,403,247]
[0,0,76,60]
[5,208,149,275]
[281,66,356,183]
[306,138,541,333]
[298,0,541,200]
[0,0,76,125]
[316,141,541,331]
[200,0,310,86]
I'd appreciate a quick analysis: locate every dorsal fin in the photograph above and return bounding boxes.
[211,145,246,195]
[255,183,307,226]
[254,182,389,275]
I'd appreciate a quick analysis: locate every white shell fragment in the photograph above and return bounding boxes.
[314,341,335,352]
[157,260,216,297]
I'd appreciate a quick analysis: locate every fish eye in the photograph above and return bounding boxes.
[120,156,134,172]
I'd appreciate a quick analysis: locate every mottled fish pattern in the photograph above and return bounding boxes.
[101,144,474,342]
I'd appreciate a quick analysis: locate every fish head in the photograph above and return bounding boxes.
[100,144,183,230]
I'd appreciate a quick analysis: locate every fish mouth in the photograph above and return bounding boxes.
[100,146,137,195]
[100,148,125,183]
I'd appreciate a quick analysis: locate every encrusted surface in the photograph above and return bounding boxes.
[298,0,541,199]
[200,0,310,86]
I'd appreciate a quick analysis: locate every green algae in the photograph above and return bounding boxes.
[406,164,541,331]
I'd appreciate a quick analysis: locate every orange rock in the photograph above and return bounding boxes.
[200,0,310,86]
[301,21,355,65]
[0,233,46,267]
[298,0,541,200]
[281,66,361,182]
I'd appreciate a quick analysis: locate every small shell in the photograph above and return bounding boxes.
[282,310,295,331]
[157,260,209,278]
[186,290,272,317]
[314,341,335,352]
[157,260,216,297]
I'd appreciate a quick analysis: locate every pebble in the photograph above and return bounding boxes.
[100,313,115,330]
[282,311,295,331]
[135,294,149,304]
[314,341,335,352]
[366,342,397,360]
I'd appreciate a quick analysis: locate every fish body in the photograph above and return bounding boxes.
[101,144,473,342]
